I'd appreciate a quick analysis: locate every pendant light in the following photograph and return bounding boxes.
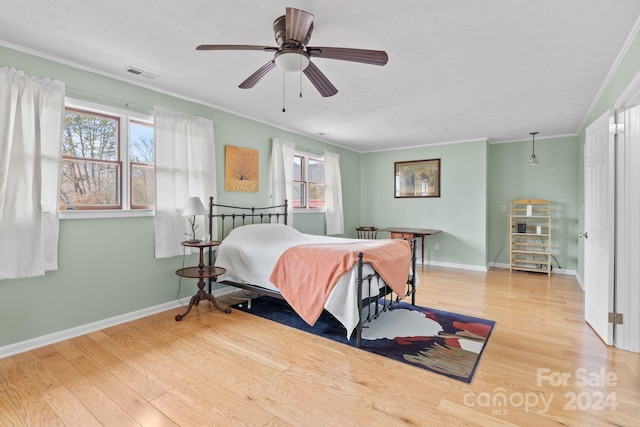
[528,131,539,166]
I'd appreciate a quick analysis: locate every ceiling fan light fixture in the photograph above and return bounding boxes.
[528,131,539,166]
[275,49,309,72]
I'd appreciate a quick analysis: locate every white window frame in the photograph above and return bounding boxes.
[293,151,325,212]
[60,98,154,219]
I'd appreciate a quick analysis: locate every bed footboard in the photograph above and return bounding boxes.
[355,238,417,347]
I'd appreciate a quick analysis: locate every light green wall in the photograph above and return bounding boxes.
[358,127,581,276]
[360,141,488,267]
[0,45,359,347]
[208,111,362,232]
[1,217,183,346]
[487,136,580,270]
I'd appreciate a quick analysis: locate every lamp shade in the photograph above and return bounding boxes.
[182,196,207,216]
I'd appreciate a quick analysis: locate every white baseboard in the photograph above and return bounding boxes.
[423,259,489,272]
[490,262,511,270]
[0,287,234,360]
[489,262,578,277]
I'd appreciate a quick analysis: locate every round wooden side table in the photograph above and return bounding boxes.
[175,240,231,321]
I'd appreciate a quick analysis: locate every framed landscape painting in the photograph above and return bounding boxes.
[225,145,259,192]
[394,158,441,198]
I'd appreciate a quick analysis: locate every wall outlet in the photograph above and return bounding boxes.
[501,205,506,212]
[434,243,440,250]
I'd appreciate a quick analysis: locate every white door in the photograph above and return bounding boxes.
[583,111,615,345]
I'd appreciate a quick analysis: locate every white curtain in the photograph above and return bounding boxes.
[154,108,217,258]
[270,138,295,225]
[0,67,65,280]
[324,151,344,235]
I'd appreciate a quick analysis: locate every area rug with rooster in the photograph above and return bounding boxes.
[233,296,495,383]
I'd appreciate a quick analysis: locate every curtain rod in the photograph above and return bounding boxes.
[66,86,154,115]
[295,145,325,156]
[65,87,217,126]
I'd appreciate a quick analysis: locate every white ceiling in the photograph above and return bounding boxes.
[1,1,639,152]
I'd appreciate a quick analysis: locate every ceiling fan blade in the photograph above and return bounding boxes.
[239,60,276,89]
[303,61,338,97]
[196,44,278,52]
[307,47,388,66]
[286,7,313,46]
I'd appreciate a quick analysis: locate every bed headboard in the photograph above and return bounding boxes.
[207,196,288,241]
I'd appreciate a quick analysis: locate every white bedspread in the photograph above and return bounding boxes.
[214,223,392,338]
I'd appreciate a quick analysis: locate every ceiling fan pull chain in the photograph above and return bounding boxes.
[299,57,303,98]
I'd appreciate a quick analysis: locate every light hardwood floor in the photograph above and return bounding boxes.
[1,267,638,426]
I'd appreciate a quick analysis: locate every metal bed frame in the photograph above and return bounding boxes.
[206,197,417,347]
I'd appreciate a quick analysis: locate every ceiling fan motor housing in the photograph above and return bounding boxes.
[273,15,313,47]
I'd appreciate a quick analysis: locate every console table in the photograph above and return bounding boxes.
[378,227,441,267]
[175,240,230,321]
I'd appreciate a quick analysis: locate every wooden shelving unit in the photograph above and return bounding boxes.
[509,198,551,275]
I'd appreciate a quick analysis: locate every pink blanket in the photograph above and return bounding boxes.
[269,239,411,326]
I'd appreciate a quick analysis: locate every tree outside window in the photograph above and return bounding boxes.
[60,109,120,209]
[59,105,154,210]
[130,120,155,208]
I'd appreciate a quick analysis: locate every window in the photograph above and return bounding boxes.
[293,153,325,209]
[60,99,154,212]
[129,120,155,208]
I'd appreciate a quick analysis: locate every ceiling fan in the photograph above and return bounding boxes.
[196,7,388,97]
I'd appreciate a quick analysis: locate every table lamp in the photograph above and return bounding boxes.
[182,196,207,242]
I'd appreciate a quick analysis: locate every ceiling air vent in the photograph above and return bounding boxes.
[123,66,158,80]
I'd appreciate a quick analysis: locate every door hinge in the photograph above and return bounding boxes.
[609,123,625,135]
[608,312,623,325]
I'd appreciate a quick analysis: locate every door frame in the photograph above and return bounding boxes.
[612,71,640,352]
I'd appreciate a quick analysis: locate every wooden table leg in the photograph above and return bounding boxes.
[175,291,199,321]
[175,278,231,321]
[203,291,232,314]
